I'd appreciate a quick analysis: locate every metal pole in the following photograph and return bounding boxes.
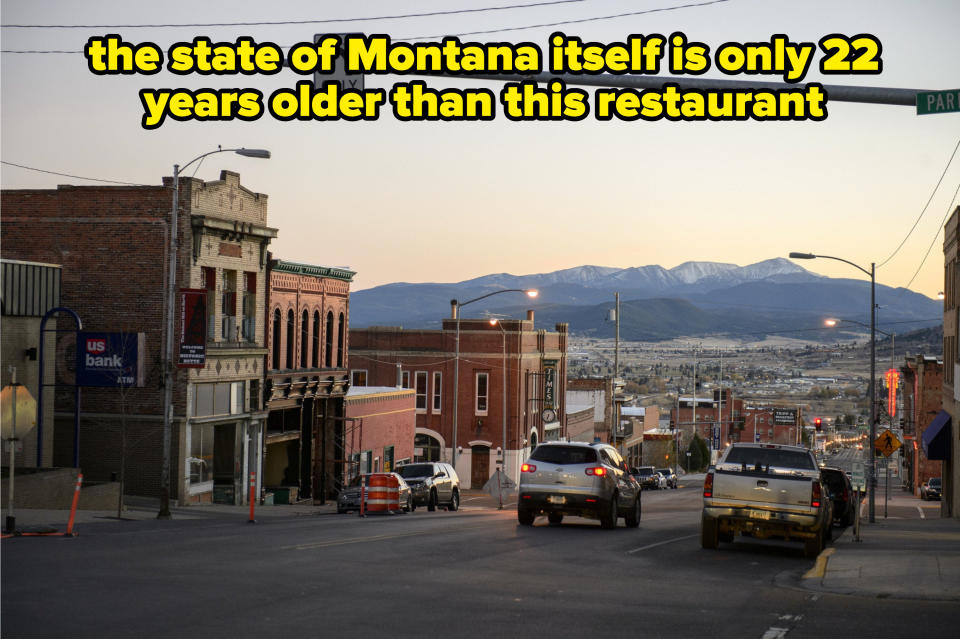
[453,303,460,472]
[500,322,506,501]
[869,262,876,523]
[6,369,17,533]
[159,164,179,520]
[614,292,620,451]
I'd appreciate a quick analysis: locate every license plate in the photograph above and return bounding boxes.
[749,509,771,521]
[548,495,566,505]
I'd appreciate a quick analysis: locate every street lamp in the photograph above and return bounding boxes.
[489,318,508,509]
[159,147,271,520]
[451,289,537,474]
[790,251,877,523]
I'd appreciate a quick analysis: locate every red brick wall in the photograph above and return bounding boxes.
[344,390,416,470]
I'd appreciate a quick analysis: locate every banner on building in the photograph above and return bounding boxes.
[76,331,146,387]
[543,359,557,409]
[178,288,207,368]
[773,408,797,425]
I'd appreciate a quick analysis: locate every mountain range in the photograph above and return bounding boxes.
[349,258,942,342]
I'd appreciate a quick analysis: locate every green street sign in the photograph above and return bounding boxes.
[916,89,960,115]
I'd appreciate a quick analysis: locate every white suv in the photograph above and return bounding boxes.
[395,462,461,512]
[518,442,641,529]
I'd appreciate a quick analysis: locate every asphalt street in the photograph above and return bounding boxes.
[3,477,958,639]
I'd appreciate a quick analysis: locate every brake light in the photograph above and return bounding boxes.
[704,471,714,498]
[811,481,822,508]
[521,463,536,473]
[585,466,607,476]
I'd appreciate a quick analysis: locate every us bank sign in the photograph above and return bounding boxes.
[76,332,146,387]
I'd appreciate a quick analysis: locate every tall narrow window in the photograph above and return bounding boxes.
[415,371,428,412]
[301,309,309,369]
[222,270,237,341]
[202,267,216,340]
[337,312,345,367]
[271,308,281,370]
[476,372,489,415]
[351,370,367,386]
[286,309,295,369]
[401,371,411,388]
[432,371,442,413]
[242,272,257,341]
[325,311,334,367]
[312,311,320,368]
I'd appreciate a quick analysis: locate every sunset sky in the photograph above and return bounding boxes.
[2,0,958,299]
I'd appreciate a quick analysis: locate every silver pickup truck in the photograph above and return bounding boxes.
[701,443,833,558]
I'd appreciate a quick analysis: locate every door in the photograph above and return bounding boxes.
[213,424,238,504]
[471,445,490,489]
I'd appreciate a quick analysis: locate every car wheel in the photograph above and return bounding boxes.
[337,506,345,514]
[804,530,824,559]
[625,497,641,528]
[825,522,834,541]
[448,490,459,512]
[547,513,563,525]
[701,515,719,549]
[406,494,413,513]
[600,494,618,529]
[427,490,437,512]
[518,507,535,526]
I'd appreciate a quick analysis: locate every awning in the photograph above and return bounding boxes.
[922,410,952,461]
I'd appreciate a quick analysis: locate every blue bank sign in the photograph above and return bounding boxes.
[76,332,146,387]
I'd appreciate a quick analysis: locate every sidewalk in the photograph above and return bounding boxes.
[800,492,960,601]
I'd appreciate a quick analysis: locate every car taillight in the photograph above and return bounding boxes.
[521,463,536,473]
[585,466,607,476]
[811,481,822,508]
[703,471,714,498]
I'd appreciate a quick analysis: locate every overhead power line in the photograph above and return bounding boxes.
[0,0,588,29]
[0,0,733,53]
[1,160,156,186]
[878,137,960,268]
[901,181,960,291]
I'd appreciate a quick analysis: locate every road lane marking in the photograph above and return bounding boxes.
[761,627,789,639]
[917,505,925,519]
[281,521,497,551]
[626,533,698,554]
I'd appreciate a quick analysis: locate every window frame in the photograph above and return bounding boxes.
[415,371,428,413]
[475,371,489,416]
[432,371,442,413]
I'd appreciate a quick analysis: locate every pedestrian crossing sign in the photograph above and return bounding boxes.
[874,429,901,457]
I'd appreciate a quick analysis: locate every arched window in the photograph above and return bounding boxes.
[337,312,345,367]
[301,309,309,369]
[325,311,334,367]
[312,310,320,368]
[286,309,295,369]
[271,308,281,370]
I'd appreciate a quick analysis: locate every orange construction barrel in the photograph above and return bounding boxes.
[365,473,400,514]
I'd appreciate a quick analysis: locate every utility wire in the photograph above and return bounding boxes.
[0,0,732,53]
[1,160,155,186]
[901,181,960,291]
[878,136,960,268]
[0,0,589,28]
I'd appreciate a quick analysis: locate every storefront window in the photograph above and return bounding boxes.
[189,423,214,485]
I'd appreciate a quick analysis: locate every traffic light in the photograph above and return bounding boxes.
[815,418,822,431]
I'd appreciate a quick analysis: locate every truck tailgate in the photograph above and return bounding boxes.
[712,470,814,509]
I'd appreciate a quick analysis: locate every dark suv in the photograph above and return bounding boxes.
[518,442,641,529]
[820,466,855,526]
[395,462,461,512]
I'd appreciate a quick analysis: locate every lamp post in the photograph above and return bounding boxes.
[489,318,508,509]
[790,252,877,523]
[450,289,537,474]
[159,147,271,520]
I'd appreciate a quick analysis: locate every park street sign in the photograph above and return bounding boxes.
[916,89,960,115]
[874,429,902,457]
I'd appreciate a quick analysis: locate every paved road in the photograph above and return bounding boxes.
[3,478,958,639]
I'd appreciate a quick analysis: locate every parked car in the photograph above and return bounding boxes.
[819,466,855,526]
[518,441,641,529]
[631,466,663,490]
[337,473,413,514]
[921,477,942,501]
[656,467,679,489]
[395,462,461,511]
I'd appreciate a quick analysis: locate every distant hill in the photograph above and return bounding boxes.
[349,259,942,342]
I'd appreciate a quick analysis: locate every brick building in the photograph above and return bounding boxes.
[900,355,944,494]
[262,259,353,503]
[343,387,416,483]
[939,205,960,518]
[349,309,567,489]
[1,171,276,505]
